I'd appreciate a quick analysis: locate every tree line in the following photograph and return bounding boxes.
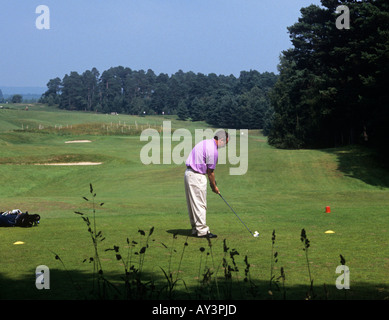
[40,0,388,154]
[40,67,278,131]
[268,0,389,153]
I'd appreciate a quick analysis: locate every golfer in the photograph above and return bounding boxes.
[184,130,229,238]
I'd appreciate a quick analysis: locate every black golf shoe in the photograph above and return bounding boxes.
[197,232,217,239]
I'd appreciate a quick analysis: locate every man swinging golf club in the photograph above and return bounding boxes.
[184,130,229,238]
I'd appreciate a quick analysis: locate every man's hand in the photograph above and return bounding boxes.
[207,168,220,194]
[211,185,220,194]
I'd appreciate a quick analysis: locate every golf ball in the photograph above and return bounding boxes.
[253,231,259,237]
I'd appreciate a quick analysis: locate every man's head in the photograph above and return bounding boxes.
[214,130,229,148]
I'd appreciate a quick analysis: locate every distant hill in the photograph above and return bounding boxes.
[0,86,46,95]
[0,86,46,102]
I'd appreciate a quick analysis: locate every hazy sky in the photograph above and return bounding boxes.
[0,0,322,88]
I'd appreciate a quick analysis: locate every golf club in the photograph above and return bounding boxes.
[218,193,259,238]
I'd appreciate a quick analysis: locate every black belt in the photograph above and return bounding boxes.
[186,166,204,175]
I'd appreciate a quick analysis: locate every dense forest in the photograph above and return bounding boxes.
[269,0,389,152]
[41,0,388,153]
[40,68,278,131]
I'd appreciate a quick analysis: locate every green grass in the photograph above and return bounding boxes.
[0,104,388,300]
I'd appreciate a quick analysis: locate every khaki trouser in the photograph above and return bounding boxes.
[184,168,209,236]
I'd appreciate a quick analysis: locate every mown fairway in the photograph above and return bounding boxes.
[0,105,388,300]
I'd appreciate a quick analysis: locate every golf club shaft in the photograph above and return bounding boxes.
[219,193,254,236]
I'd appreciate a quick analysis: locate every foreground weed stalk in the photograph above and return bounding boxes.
[268,229,286,299]
[269,229,277,292]
[160,233,178,299]
[244,255,258,298]
[340,254,347,300]
[106,227,158,299]
[220,239,241,299]
[195,238,219,299]
[159,233,189,299]
[75,183,119,298]
[176,236,189,284]
[137,226,154,275]
[196,246,206,298]
[300,228,315,299]
[279,267,286,300]
[50,250,86,299]
[206,237,220,299]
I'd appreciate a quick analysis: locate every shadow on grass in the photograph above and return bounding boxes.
[166,229,196,237]
[0,268,166,300]
[1,268,388,300]
[321,145,389,189]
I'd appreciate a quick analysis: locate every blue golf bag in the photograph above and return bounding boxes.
[0,210,40,227]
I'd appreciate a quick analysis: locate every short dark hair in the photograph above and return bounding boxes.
[214,130,229,141]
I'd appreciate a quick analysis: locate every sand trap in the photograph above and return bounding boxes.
[65,140,92,143]
[35,162,102,166]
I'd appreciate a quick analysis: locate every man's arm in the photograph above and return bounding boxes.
[207,168,220,194]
